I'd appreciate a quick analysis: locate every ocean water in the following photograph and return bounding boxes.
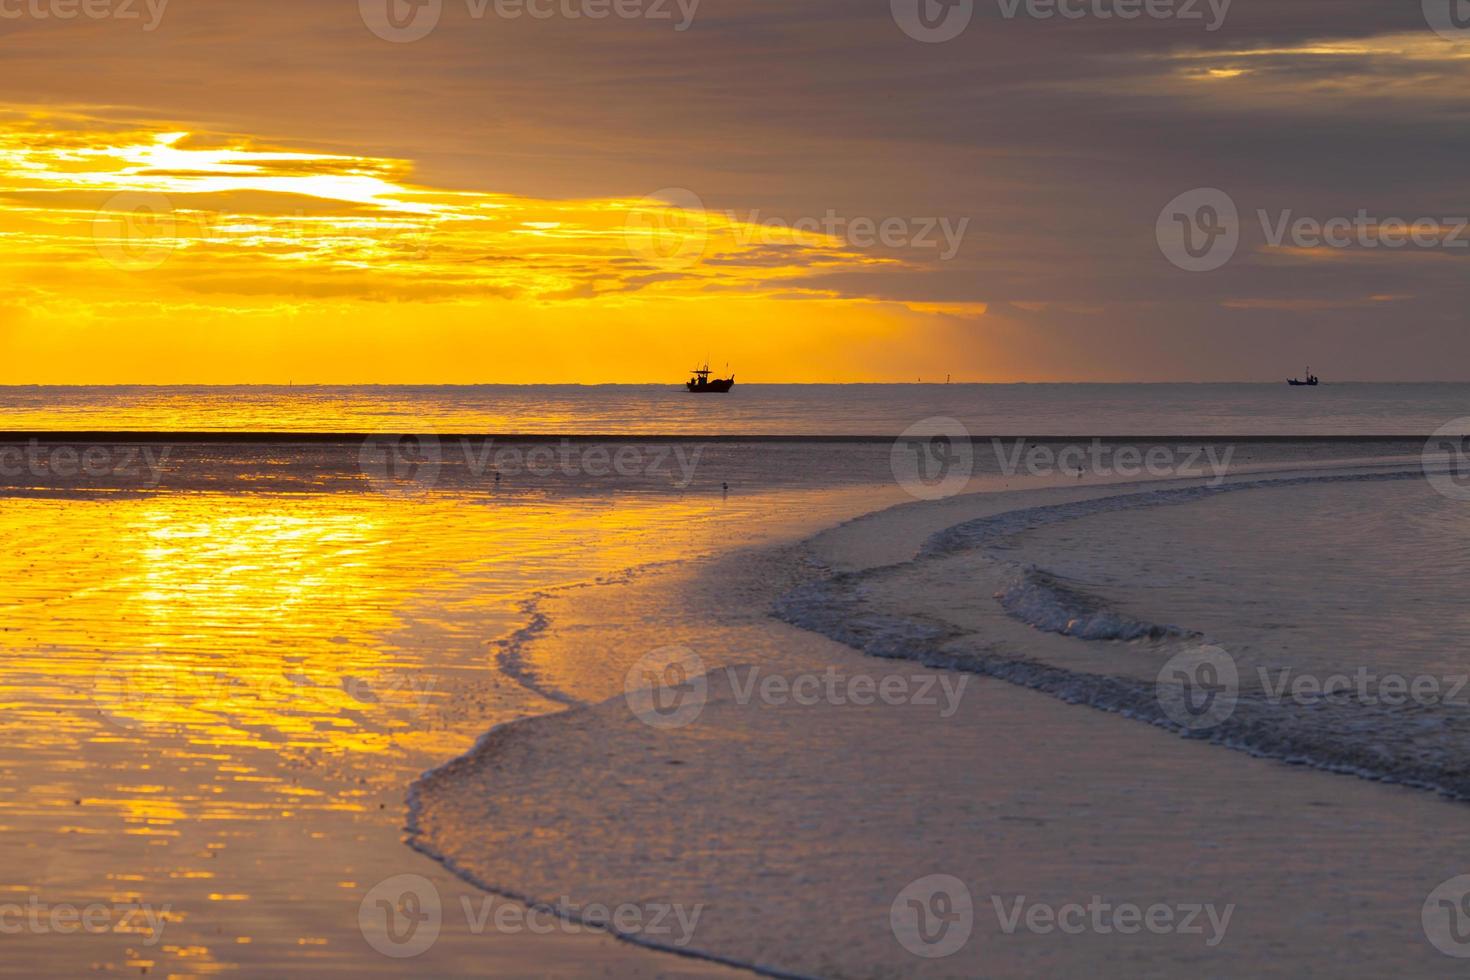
[996,476,1470,678]
[778,463,1470,800]
[2,382,1469,433]
[984,474,1470,793]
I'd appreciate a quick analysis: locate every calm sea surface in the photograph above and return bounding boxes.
[1,383,1467,433]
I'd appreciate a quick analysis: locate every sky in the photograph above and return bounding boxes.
[1,0,1468,382]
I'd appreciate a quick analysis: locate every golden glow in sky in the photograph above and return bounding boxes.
[0,108,975,383]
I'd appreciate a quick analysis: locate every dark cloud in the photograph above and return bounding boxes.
[5,0,1469,377]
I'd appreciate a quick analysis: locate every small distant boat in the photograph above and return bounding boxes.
[686,363,734,393]
[1287,366,1319,387]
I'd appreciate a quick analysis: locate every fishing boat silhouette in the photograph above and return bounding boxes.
[1287,366,1319,387]
[686,362,734,393]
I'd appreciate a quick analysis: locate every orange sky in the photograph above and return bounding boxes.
[0,109,991,383]
[5,2,1470,382]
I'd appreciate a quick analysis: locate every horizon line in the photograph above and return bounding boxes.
[0,380,1466,388]
[0,432,1444,443]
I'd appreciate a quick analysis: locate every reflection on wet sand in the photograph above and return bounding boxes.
[0,483,892,975]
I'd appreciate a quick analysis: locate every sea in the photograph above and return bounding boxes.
[1,381,1468,433]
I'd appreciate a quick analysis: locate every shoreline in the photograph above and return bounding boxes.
[0,432,1447,442]
[407,464,1470,977]
[1,477,903,976]
[11,452,1465,975]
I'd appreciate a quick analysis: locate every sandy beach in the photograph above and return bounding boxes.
[5,436,1467,977]
[0,440,917,977]
[412,461,1470,977]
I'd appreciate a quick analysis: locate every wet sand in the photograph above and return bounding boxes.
[6,444,1453,977]
[410,469,1470,977]
[0,475,906,976]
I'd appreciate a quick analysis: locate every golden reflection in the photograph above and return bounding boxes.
[0,477,880,975]
[2,492,500,753]
[0,483,766,775]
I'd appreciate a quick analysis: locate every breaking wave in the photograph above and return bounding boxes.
[776,467,1470,801]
